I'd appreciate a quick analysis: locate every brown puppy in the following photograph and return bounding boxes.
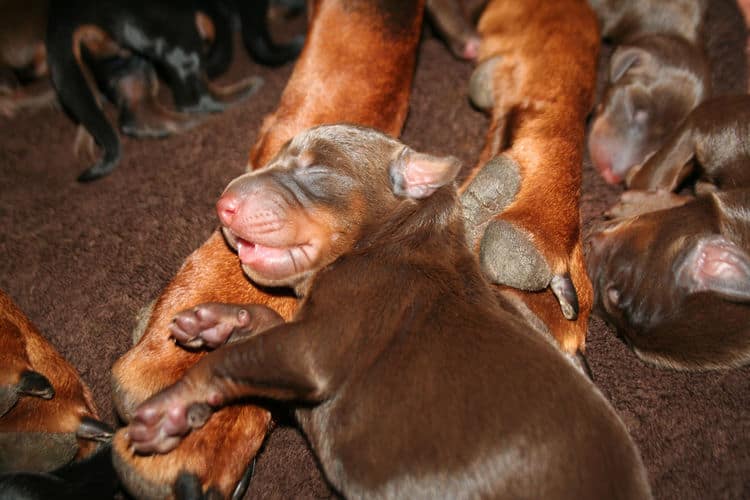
[0,0,56,118]
[110,1,425,498]
[625,95,750,194]
[0,289,111,473]
[587,0,711,184]
[588,189,750,370]
[127,124,652,499]
[460,0,599,353]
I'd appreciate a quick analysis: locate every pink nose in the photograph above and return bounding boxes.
[216,193,239,227]
[588,137,622,184]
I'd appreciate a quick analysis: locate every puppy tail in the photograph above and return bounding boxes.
[46,11,121,182]
[237,0,304,66]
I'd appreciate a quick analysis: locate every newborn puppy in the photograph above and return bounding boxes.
[626,94,750,193]
[110,2,426,497]
[0,289,111,473]
[127,125,652,499]
[587,0,711,184]
[45,0,294,181]
[588,189,750,370]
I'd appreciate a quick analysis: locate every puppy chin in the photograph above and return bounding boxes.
[240,263,305,291]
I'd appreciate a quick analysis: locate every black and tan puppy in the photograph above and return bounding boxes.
[125,125,652,499]
[46,0,300,181]
[588,189,750,370]
[0,442,118,500]
[0,289,112,474]
[587,0,711,184]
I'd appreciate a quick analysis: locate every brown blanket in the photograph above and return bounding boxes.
[0,1,748,498]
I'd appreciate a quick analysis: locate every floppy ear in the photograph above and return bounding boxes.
[677,235,750,303]
[609,45,652,82]
[389,147,462,199]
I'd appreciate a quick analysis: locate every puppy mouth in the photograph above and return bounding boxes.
[221,226,318,283]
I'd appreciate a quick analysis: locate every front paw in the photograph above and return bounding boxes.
[170,303,254,349]
[128,383,213,455]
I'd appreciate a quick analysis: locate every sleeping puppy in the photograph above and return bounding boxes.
[625,94,750,194]
[0,289,112,474]
[126,124,653,499]
[46,0,300,181]
[109,2,426,498]
[588,189,750,370]
[587,0,711,184]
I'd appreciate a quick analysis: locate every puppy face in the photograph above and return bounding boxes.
[216,124,460,288]
[588,36,709,184]
[587,195,750,356]
[587,214,690,336]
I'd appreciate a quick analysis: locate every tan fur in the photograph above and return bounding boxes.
[0,289,100,460]
[459,0,599,352]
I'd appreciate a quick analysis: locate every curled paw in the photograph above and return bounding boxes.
[170,303,256,349]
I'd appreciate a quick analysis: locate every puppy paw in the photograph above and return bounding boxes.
[460,154,521,249]
[128,383,214,455]
[112,405,270,500]
[171,303,252,349]
[170,303,283,350]
[479,219,552,291]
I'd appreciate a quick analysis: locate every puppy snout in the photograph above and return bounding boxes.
[216,192,240,227]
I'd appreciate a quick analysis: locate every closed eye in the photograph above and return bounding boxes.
[296,165,329,177]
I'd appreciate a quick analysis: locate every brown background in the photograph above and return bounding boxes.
[1,1,749,498]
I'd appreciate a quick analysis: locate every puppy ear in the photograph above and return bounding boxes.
[677,235,750,302]
[610,46,652,82]
[390,147,462,199]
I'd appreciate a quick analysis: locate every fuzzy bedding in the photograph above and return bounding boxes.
[1,1,748,498]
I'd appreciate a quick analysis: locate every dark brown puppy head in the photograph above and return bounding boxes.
[587,196,750,369]
[588,34,710,184]
[216,124,461,288]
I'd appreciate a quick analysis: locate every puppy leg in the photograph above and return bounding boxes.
[459,0,599,351]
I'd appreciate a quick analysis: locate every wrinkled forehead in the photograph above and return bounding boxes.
[284,125,402,172]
